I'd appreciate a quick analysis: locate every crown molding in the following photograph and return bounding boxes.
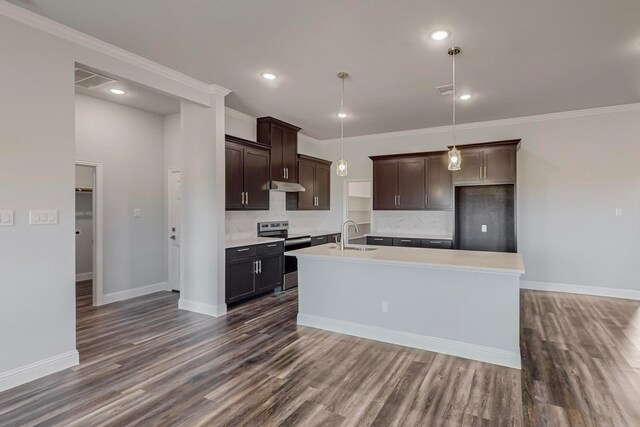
[225,107,256,123]
[0,0,228,97]
[320,102,640,144]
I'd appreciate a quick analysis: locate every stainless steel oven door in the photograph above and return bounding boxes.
[283,237,311,289]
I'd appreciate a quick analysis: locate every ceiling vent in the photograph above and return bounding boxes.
[74,67,117,89]
[437,84,454,96]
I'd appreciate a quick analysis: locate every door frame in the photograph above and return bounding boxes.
[167,168,181,292]
[75,159,104,306]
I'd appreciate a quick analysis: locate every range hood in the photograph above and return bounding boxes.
[270,181,306,192]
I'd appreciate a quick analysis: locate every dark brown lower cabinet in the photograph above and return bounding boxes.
[311,233,340,246]
[421,239,453,249]
[366,236,393,246]
[226,243,284,304]
[392,238,421,247]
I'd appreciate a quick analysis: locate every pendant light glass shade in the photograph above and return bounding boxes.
[336,72,349,177]
[447,46,462,171]
[336,158,348,176]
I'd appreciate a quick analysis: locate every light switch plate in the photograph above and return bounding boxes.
[481,225,487,233]
[30,209,58,225]
[133,208,141,218]
[615,208,623,217]
[0,210,14,226]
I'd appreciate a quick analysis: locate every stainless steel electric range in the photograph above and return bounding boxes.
[257,221,310,290]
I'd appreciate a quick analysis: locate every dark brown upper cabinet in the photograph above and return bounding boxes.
[451,140,520,185]
[257,117,301,183]
[371,153,452,211]
[225,135,270,211]
[426,154,453,210]
[287,155,332,210]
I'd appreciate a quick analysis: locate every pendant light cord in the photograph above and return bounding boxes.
[452,49,457,148]
[341,76,345,157]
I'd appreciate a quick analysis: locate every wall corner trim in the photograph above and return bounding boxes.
[101,282,169,305]
[520,280,640,301]
[297,314,521,369]
[178,298,227,317]
[0,350,79,393]
[210,84,232,97]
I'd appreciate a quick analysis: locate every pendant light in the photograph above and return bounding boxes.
[336,72,349,177]
[447,46,462,171]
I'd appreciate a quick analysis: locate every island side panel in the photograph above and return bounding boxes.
[296,257,521,369]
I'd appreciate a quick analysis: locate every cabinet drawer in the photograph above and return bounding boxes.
[366,236,393,246]
[226,245,257,261]
[257,241,284,255]
[311,235,329,246]
[392,238,422,247]
[421,239,453,249]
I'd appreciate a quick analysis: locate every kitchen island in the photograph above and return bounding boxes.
[289,244,525,368]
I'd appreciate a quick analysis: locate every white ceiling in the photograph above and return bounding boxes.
[12,0,640,139]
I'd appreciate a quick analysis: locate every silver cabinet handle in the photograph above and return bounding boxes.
[400,239,411,242]
[373,238,384,241]
[283,168,286,179]
[394,195,397,206]
[237,247,251,252]
[254,260,259,274]
[267,243,277,248]
[245,192,248,205]
[484,166,487,181]
[241,192,245,205]
[431,241,442,244]
[480,166,483,180]
[425,194,428,207]
[258,260,262,273]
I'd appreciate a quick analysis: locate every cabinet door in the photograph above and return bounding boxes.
[255,253,283,292]
[397,158,426,210]
[270,124,285,181]
[243,147,270,210]
[315,163,331,210]
[311,235,329,246]
[282,129,298,183]
[421,239,453,249]
[297,158,316,210]
[225,143,244,210]
[452,149,483,185]
[372,160,398,210]
[483,147,516,183]
[226,258,256,303]
[426,154,453,210]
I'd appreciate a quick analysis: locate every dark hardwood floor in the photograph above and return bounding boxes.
[0,281,638,426]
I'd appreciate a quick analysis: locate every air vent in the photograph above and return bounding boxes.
[74,67,117,89]
[437,84,454,96]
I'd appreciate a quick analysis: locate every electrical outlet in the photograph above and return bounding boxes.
[615,208,623,217]
[133,208,141,218]
[0,210,14,226]
[481,225,487,233]
[382,301,389,312]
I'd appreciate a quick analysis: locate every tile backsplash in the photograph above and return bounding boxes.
[372,210,453,238]
[225,191,340,239]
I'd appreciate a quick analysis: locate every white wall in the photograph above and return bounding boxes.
[321,105,640,293]
[75,94,167,294]
[0,14,77,384]
[75,165,93,276]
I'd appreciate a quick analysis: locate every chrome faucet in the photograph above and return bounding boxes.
[340,219,359,251]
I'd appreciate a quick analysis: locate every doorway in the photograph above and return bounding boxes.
[168,169,182,291]
[75,160,104,306]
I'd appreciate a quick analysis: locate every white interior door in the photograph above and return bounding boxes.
[168,170,181,291]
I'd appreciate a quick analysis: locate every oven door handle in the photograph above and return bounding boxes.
[285,237,312,246]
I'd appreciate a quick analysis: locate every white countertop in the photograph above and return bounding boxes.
[365,232,453,240]
[289,244,525,275]
[225,236,284,249]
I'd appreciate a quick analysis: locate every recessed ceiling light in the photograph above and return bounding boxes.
[459,94,472,100]
[109,88,126,95]
[430,31,449,41]
[337,112,348,118]
[261,73,277,80]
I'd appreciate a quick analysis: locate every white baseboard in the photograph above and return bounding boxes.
[521,280,640,301]
[75,272,93,282]
[178,298,227,317]
[0,350,79,393]
[102,282,169,305]
[297,314,521,369]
